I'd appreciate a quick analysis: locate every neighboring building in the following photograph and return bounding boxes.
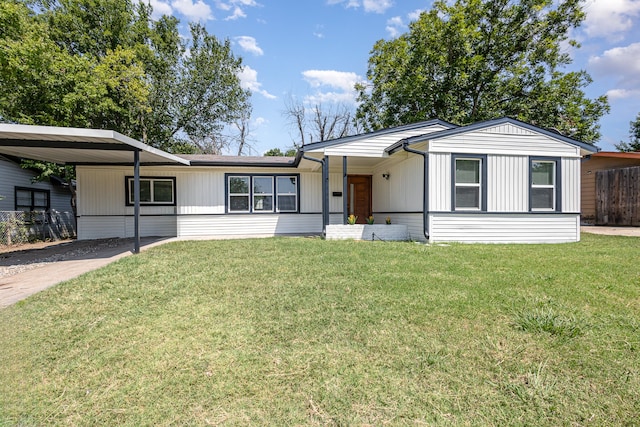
[69,117,596,243]
[0,155,72,213]
[581,152,640,225]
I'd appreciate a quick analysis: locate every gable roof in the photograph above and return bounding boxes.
[386,117,599,155]
[301,119,457,152]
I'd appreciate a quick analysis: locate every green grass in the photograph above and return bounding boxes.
[1,234,639,425]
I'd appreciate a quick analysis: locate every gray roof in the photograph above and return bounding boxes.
[179,154,299,167]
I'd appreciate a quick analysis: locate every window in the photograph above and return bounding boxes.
[453,156,485,211]
[227,174,299,213]
[530,159,559,211]
[15,187,50,211]
[126,177,176,205]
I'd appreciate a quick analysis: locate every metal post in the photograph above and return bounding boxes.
[343,156,348,224]
[133,149,140,254]
[322,155,330,233]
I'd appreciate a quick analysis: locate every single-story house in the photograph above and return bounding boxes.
[0,117,598,245]
[581,151,640,225]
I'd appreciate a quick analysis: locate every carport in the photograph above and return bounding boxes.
[0,123,189,253]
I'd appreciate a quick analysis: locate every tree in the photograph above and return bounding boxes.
[615,113,640,152]
[264,148,297,157]
[355,0,609,143]
[283,97,359,147]
[0,0,251,154]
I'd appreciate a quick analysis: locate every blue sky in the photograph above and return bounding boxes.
[148,0,640,154]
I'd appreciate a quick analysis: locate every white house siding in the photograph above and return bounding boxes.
[487,155,528,212]
[177,213,323,237]
[428,152,451,212]
[76,165,326,240]
[429,124,582,158]
[0,157,72,213]
[372,154,423,213]
[562,157,581,213]
[429,213,580,243]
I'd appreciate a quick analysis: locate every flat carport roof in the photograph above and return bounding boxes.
[0,123,189,252]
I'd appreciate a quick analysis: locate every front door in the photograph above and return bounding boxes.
[347,175,372,224]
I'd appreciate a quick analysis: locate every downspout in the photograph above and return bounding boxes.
[302,154,328,236]
[402,141,430,241]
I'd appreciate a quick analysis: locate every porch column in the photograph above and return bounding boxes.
[343,156,348,224]
[322,155,330,232]
[133,149,140,254]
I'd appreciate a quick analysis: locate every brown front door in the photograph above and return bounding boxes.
[347,175,372,224]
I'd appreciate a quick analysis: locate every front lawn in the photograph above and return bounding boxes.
[1,234,638,425]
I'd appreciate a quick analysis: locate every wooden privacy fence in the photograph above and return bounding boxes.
[596,166,640,226]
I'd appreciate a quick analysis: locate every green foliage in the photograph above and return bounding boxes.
[615,112,640,152]
[0,0,250,153]
[356,0,609,143]
[263,147,297,157]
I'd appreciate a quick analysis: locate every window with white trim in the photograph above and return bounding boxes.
[126,177,176,205]
[454,157,482,210]
[227,174,299,213]
[530,160,557,211]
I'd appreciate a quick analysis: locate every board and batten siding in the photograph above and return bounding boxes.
[372,154,423,213]
[429,213,580,243]
[76,165,326,240]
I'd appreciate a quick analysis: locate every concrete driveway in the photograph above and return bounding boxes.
[0,237,174,308]
[581,226,640,237]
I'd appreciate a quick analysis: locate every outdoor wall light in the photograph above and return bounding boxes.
[382,173,390,180]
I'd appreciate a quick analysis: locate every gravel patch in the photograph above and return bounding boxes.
[0,238,126,279]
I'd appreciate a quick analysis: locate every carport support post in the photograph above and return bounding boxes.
[133,149,140,254]
[343,156,348,224]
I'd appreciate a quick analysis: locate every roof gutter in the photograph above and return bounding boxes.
[402,140,430,241]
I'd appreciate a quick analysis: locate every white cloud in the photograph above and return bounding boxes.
[386,16,403,37]
[302,70,363,104]
[583,0,640,40]
[215,0,259,20]
[363,0,393,14]
[254,117,267,126]
[606,88,640,100]
[172,0,213,21]
[327,0,393,14]
[589,43,640,84]
[147,0,173,18]
[225,6,246,20]
[589,42,640,100]
[235,36,264,56]
[239,66,276,99]
[407,8,423,21]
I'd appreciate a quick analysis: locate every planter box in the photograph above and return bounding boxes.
[326,224,409,241]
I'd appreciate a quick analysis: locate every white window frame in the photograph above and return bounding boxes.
[126,177,175,206]
[252,176,274,212]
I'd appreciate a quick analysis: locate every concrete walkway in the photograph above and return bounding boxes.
[0,237,175,308]
[581,226,640,237]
